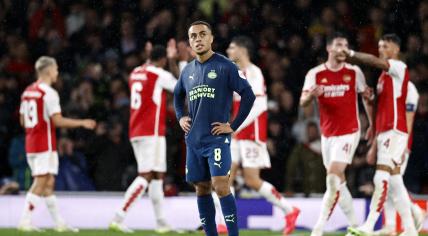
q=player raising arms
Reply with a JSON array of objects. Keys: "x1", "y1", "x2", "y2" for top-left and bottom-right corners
[
  {"x1": 374, "y1": 81, "x2": 426, "y2": 236},
  {"x1": 109, "y1": 45, "x2": 178, "y2": 233},
  {"x1": 18, "y1": 56, "x2": 96, "y2": 232},
  {"x1": 226, "y1": 36, "x2": 300, "y2": 235},
  {"x1": 341, "y1": 34, "x2": 418, "y2": 236},
  {"x1": 299, "y1": 32, "x2": 373, "y2": 236},
  {"x1": 174, "y1": 21, "x2": 255, "y2": 236}
]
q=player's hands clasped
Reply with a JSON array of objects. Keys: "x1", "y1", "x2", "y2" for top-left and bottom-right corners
[
  {"x1": 362, "y1": 87, "x2": 374, "y2": 101},
  {"x1": 211, "y1": 122, "x2": 234, "y2": 135},
  {"x1": 309, "y1": 85, "x2": 324, "y2": 98},
  {"x1": 81, "y1": 119, "x2": 97, "y2": 130},
  {"x1": 179, "y1": 116, "x2": 192, "y2": 133}
]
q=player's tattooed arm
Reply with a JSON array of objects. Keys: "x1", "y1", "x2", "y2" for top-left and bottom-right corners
[
  {"x1": 362, "y1": 88, "x2": 374, "y2": 143},
  {"x1": 341, "y1": 49, "x2": 389, "y2": 71}
]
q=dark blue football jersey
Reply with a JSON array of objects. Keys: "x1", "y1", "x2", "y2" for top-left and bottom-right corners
[{"x1": 174, "y1": 53, "x2": 251, "y2": 147}]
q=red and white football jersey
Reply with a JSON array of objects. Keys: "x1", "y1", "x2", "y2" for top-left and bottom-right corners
[
  {"x1": 19, "y1": 82, "x2": 61, "y2": 153},
  {"x1": 406, "y1": 81, "x2": 419, "y2": 149},
  {"x1": 129, "y1": 64, "x2": 177, "y2": 140},
  {"x1": 232, "y1": 63, "x2": 267, "y2": 142},
  {"x1": 376, "y1": 59, "x2": 409, "y2": 134},
  {"x1": 302, "y1": 63, "x2": 367, "y2": 137}
]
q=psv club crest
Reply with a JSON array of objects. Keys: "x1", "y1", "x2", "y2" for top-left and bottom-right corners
[{"x1": 207, "y1": 70, "x2": 217, "y2": 79}]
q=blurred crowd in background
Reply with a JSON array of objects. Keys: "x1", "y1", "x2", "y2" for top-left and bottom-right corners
[{"x1": 1, "y1": 0, "x2": 428, "y2": 197}]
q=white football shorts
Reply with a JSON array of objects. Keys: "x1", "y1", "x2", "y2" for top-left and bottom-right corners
[
  {"x1": 27, "y1": 151, "x2": 59, "y2": 176},
  {"x1": 231, "y1": 139, "x2": 271, "y2": 168},
  {"x1": 131, "y1": 136, "x2": 166, "y2": 173},
  {"x1": 377, "y1": 130, "x2": 408, "y2": 169},
  {"x1": 321, "y1": 131, "x2": 360, "y2": 167}
]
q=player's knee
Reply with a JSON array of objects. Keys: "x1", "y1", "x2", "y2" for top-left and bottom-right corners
[
  {"x1": 194, "y1": 182, "x2": 212, "y2": 196},
  {"x1": 152, "y1": 172, "x2": 165, "y2": 180},
  {"x1": 327, "y1": 164, "x2": 346, "y2": 179},
  {"x1": 213, "y1": 185, "x2": 230, "y2": 197},
  {"x1": 326, "y1": 174, "x2": 340, "y2": 193},
  {"x1": 244, "y1": 176, "x2": 261, "y2": 190},
  {"x1": 139, "y1": 172, "x2": 153, "y2": 182},
  {"x1": 34, "y1": 175, "x2": 49, "y2": 188},
  {"x1": 212, "y1": 181, "x2": 230, "y2": 197}
]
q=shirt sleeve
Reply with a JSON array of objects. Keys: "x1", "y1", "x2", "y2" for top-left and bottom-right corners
[
  {"x1": 44, "y1": 89, "x2": 61, "y2": 117},
  {"x1": 354, "y1": 65, "x2": 367, "y2": 93},
  {"x1": 406, "y1": 82, "x2": 419, "y2": 112},
  {"x1": 387, "y1": 59, "x2": 406, "y2": 80},
  {"x1": 250, "y1": 67, "x2": 266, "y2": 96},
  {"x1": 228, "y1": 64, "x2": 251, "y2": 94},
  {"x1": 302, "y1": 68, "x2": 316, "y2": 92},
  {"x1": 234, "y1": 96, "x2": 267, "y2": 133},
  {"x1": 158, "y1": 70, "x2": 178, "y2": 92}
]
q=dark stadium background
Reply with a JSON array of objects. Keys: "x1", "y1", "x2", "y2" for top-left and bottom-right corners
[{"x1": 0, "y1": 0, "x2": 427, "y2": 197}]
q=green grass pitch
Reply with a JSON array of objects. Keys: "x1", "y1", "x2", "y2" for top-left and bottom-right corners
[{"x1": 1, "y1": 229, "x2": 427, "y2": 236}]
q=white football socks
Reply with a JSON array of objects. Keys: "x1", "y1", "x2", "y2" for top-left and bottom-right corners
[
  {"x1": 45, "y1": 195, "x2": 65, "y2": 227},
  {"x1": 148, "y1": 179, "x2": 165, "y2": 224},
  {"x1": 389, "y1": 174, "x2": 416, "y2": 232},
  {"x1": 313, "y1": 174, "x2": 341, "y2": 231},
  {"x1": 113, "y1": 176, "x2": 148, "y2": 223},
  {"x1": 20, "y1": 192, "x2": 42, "y2": 225},
  {"x1": 363, "y1": 170, "x2": 390, "y2": 231},
  {"x1": 338, "y1": 182, "x2": 358, "y2": 226},
  {"x1": 258, "y1": 181, "x2": 293, "y2": 214}
]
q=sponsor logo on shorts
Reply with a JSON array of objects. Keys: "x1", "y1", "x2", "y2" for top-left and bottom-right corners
[{"x1": 214, "y1": 162, "x2": 222, "y2": 168}]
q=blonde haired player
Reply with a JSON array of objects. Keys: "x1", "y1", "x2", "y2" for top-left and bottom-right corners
[
  {"x1": 18, "y1": 56, "x2": 96, "y2": 232},
  {"x1": 300, "y1": 32, "x2": 373, "y2": 236},
  {"x1": 342, "y1": 34, "x2": 418, "y2": 236}
]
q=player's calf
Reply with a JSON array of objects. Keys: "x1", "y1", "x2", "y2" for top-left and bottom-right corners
[{"x1": 196, "y1": 193, "x2": 218, "y2": 236}]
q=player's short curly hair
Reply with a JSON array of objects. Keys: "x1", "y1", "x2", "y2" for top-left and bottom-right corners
[{"x1": 189, "y1": 20, "x2": 212, "y2": 32}]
